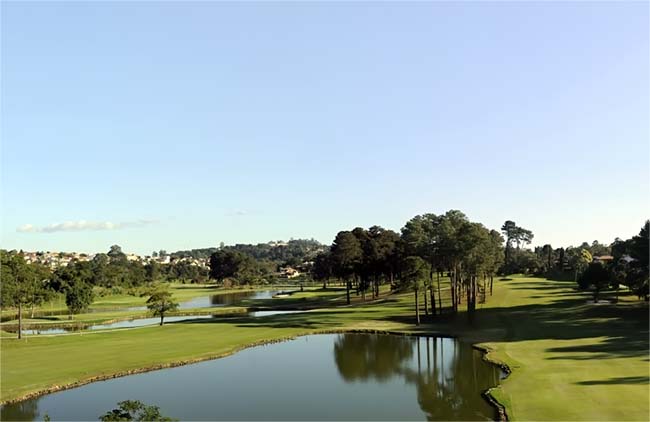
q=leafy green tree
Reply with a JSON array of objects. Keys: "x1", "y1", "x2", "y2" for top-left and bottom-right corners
[
  {"x1": 311, "y1": 251, "x2": 333, "y2": 288},
  {"x1": 626, "y1": 220, "x2": 649, "y2": 300},
  {"x1": 90, "y1": 253, "x2": 111, "y2": 286},
  {"x1": 65, "y1": 280, "x2": 95, "y2": 319},
  {"x1": 144, "y1": 261, "x2": 160, "y2": 282},
  {"x1": 455, "y1": 222, "x2": 492, "y2": 319},
  {"x1": 371, "y1": 227, "x2": 400, "y2": 298},
  {"x1": 209, "y1": 249, "x2": 245, "y2": 283},
  {"x1": 437, "y1": 210, "x2": 470, "y2": 312},
  {"x1": 0, "y1": 251, "x2": 51, "y2": 339},
  {"x1": 540, "y1": 244, "x2": 554, "y2": 274},
  {"x1": 589, "y1": 240, "x2": 610, "y2": 257},
  {"x1": 401, "y1": 214, "x2": 441, "y2": 316},
  {"x1": 610, "y1": 237, "x2": 631, "y2": 260},
  {"x1": 569, "y1": 248, "x2": 592, "y2": 282},
  {"x1": 486, "y1": 230, "x2": 505, "y2": 295},
  {"x1": 146, "y1": 289, "x2": 179, "y2": 325},
  {"x1": 501, "y1": 220, "x2": 517, "y2": 268},
  {"x1": 99, "y1": 400, "x2": 177, "y2": 421},
  {"x1": 401, "y1": 256, "x2": 428, "y2": 325},
  {"x1": 578, "y1": 262, "x2": 610, "y2": 302},
  {"x1": 330, "y1": 231, "x2": 363, "y2": 304},
  {"x1": 107, "y1": 245, "x2": 127, "y2": 263},
  {"x1": 501, "y1": 220, "x2": 534, "y2": 274}
]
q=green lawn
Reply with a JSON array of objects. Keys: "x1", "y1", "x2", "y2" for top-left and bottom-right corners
[{"x1": 1, "y1": 276, "x2": 648, "y2": 420}]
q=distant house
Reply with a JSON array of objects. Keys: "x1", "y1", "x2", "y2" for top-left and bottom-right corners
[
  {"x1": 280, "y1": 267, "x2": 300, "y2": 279},
  {"x1": 592, "y1": 255, "x2": 614, "y2": 264},
  {"x1": 619, "y1": 254, "x2": 636, "y2": 264}
]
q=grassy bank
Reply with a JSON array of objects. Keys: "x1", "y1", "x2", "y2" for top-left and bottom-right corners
[{"x1": 1, "y1": 276, "x2": 648, "y2": 420}]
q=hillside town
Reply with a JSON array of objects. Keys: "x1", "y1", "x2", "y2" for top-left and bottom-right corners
[{"x1": 19, "y1": 250, "x2": 207, "y2": 270}]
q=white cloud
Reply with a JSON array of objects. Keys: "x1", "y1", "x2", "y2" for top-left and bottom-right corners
[{"x1": 17, "y1": 219, "x2": 158, "y2": 233}]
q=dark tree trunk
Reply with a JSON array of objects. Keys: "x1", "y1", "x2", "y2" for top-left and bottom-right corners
[
  {"x1": 490, "y1": 275, "x2": 494, "y2": 296},
  {"x1": 436, "y1": 272, "x2": 442, "y2": 313},
  {"x1": 473, "y1": 276, "x2": 477, "y2": 310},
  {"x1": 346, "y1": 281, "x2": 351, "y2": 305},
  {"x1": 430, "y1": 285, "x2": 436, "y2": 317},
  {"x1": 450, "y1": 271, "x2": 456, "y2": 313},
  {"x1": 18, "y1": 302, "x2": 23, "y2": 340},
  {"x1": 415, "y1": 288, "x2": 420, "y2": 325},
  {"x1": 424, "y1": 287, "x2": 429, "y2": 316},
  {"x1": 467, "y1": 276, "x2": 476, "y2": 323},
  {"x1": 160, "y1": 312, "x2": 164, "y2": 326}
]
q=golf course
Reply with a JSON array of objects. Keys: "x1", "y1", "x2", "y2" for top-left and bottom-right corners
[{"x1": 2, "y1": 275, "x2": 648, "y2": 420}]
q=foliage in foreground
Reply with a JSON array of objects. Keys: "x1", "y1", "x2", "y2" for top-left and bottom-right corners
[{"x1": 99, "y1": 400, "x2": 177, "y2": 421}]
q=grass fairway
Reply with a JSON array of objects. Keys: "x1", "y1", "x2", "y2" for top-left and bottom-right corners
[
  {"x1": 1, "y1": 276, "x2": 648, "y2": 420},
  {"x1": 477, "y1": 279, "x2": 650, "y2": 421}
]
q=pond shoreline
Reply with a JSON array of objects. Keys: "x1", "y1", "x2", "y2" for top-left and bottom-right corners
[
  {"x1": 1, "y1": 306, "x2": 319, "y2": 335},
  {"x1": 0, "y1": 328, "x2": 510, "y2": 421}
]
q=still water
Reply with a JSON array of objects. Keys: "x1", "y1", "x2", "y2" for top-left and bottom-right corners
[
  {"x1": 16, "y1": 311, "x2": 304, "y2": 335},
  {"x1": 127, "y1": 290, "x2": 285, "y2": 311},
  {"x1": 16, "y1": 315, "x2": 218, "y2": 335},
  {"x1": 1, "y1": 334, "x2": 502, "y2": 421}
]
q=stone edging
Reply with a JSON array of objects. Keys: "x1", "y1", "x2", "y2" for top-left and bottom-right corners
[{"x1": 473, "y1": 343, "x2": 511, "y2": 421}]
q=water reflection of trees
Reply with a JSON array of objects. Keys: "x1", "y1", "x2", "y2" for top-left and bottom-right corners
[
  {"x1": 209, "y1": 290, "x2": 279, "y2": 305},
  {"x1": 334, "y1": 333, "x2": 415, "y2": 382},
  {"x1": 0, "y1": 399, "x2": 39, "y2": 421},
  {"x1": 333, "y1": 334, "x2": 500, "y2": 421}
]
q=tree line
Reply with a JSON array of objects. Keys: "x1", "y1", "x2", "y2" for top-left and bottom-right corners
[
  {"x1": 175, "y1": 239, "x2": 325, "y2": 267},
  {"x1": 577, "y1": 221, "x2": 649, "y2": 302},
  {"x1": 310, "y1": 210, "x2": 505, "y2": 324}
]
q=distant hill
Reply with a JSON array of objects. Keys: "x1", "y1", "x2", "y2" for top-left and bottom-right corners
[{"x1": 171, "y1": 239, "x2": 327, "y2": 266}]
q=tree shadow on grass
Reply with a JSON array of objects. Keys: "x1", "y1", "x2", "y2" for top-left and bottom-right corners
[
  {"x1": 576, "y1": 376, "x2": 650, "y2": 385},
  {"x1": 183, "y1": 279, "x2": 650, "y2": 362},
  {"x1": 546, "y1": 336, "x2": 649, "y2": 360}
]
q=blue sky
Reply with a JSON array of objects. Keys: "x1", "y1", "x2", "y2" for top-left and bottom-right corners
[{"x1": 1, "y1": 1, "x2": 648, "y2": 255}]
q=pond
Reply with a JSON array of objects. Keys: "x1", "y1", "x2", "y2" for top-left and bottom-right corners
[
  {"x1": 1, "y1": 290, "x2": 294, "y2": 322},
  {"x1": 1, "y1": 333, "x2": 503, "y2": 421},
  {"x1": 127, "y1": 289, "x2": 287, "y2": 311},
  {"x1": 14, "y1": 315, "x2": 219, "y2": 335},
  {"x1": 9, "y1": 311, "x2": 306, "y2": 336}
]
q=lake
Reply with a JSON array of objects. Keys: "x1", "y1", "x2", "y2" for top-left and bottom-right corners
[
  {"x1": 127, "y1": 289, "x2": 287, "y2": 311},
  {"x1": 13, "y1": 311, "x2": 305, "y2": 335},
  {"x1": 1, "y1": 333, "x2": 503, "y2": 421}
]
